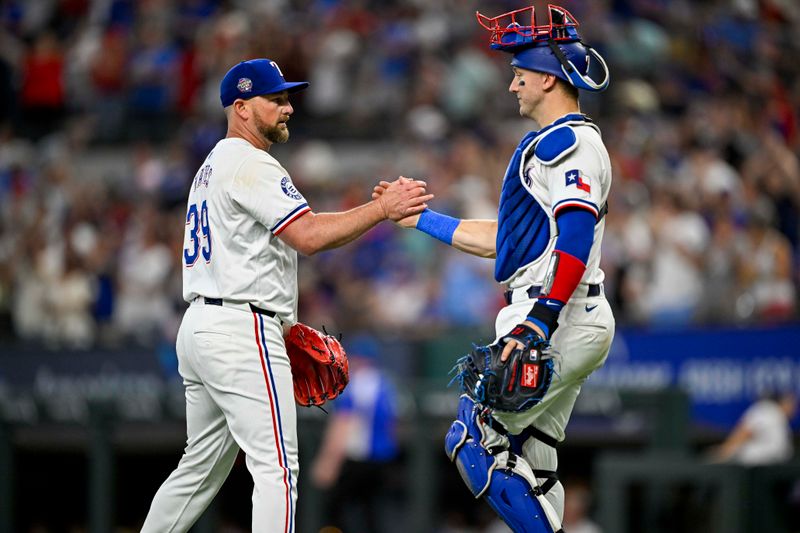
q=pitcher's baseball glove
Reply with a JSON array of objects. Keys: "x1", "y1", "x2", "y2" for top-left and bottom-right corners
[
  {"x1": 285, "y1": 323, "x2": 349, "y2": 406},
  {"x1": 453, "y1": 336, "x2": 554, "y2": 413}
]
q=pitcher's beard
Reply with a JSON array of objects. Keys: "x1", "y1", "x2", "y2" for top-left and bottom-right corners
[{"x1": 256, "y1": 117, "x2": 289, "y2": 144}]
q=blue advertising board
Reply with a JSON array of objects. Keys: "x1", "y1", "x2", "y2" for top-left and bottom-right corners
[{"x1": 587, "y1": 324, "x2": 800, "y2": 430}]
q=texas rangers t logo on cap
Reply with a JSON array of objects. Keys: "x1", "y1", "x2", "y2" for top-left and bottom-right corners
[
  {"x1": 565, "y1": 169, "x2": 590, "y2": 193},
  {"x1": 219, "y1": 58, "x2": 309, "y2": 107}
]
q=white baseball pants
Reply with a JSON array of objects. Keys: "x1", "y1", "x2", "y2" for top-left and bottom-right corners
[
  {"x1": 492, "y1": 285, "x2": 615, "y2": 520},
  {"x1": 142, "y1": 302, "x2": 298, "y2": 533}
]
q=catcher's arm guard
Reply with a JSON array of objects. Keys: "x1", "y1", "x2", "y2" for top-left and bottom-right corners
[{"x1": 284, "y1": 323, "x2": 349, "y2": 407}]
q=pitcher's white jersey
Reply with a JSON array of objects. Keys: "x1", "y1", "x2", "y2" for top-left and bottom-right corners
[{"x1": 182, "y1": 137, "x2": 310, "y2": 323}]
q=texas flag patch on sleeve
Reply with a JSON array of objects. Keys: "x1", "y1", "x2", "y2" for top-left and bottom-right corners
[{"x1": 565, "y1": 169, "x2": 591, "y2": 193}]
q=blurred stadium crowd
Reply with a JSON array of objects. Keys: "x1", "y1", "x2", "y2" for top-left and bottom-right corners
[{"x1": 0, "y1": 0, "x2": 799, "y2": 350}]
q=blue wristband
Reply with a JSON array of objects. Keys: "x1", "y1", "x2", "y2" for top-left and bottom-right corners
[
  {"x1": 526, "y1": 316, "x2": 552, "y2": 340},
  {"x1": 416, "y1": 209, "x2": 460, "y2": 245},
  {"x1": 526, "y1": 298, "x2": 563, "y2": 340}
]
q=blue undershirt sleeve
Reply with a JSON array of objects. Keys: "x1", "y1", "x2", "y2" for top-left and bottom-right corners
[
  {"x1": 553, "y1": 208, "x2": 595, "y2": 264},
  {"x1": 525, "y1": 208, "x2": 596, "y2": 338}
]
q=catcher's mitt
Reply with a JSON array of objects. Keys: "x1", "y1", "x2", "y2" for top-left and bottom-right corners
[
  {"x1": 452, "y1": 336, "x2": 554, "y2": 413},
  {"x1": 284, "y1": 323, "x2": 349, "y2": 407}
]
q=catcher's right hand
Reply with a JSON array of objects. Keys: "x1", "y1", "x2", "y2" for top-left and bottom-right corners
[{"x1": 371, "y1": 178, "x2": 425, "y2": 228}]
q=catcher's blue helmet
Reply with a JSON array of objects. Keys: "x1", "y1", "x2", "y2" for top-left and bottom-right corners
[{"x1": 476, "y1": 4, "x2": 609, "y2": 92}]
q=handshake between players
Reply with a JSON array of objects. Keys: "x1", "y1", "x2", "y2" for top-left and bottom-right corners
[{"x1": 372, "y1": 176, "x2": 433, "y2": 223}]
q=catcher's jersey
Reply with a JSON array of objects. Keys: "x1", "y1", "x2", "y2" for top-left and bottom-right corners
[
  {"x1": 497, "y1": 114, "x2": 611, "y2": 288},
  {"x1": 182, "y1": 137, "x2": 310, "y2": 323}
]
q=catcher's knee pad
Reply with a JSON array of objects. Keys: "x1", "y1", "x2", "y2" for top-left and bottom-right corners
[
  {"x1": 444, "y1": 396, "x2": 563, "y2": 533},
  {"x1": 444, "y1": 395, "x2": 500, "y2": 496}
]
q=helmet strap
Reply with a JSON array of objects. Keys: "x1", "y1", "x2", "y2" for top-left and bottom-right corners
[
  {"x1": 545, "y1": 39, "x2": 610, "y2": 92},
  {"x1": 546, "y1": 39, "x2": 574, "y2": 74}
]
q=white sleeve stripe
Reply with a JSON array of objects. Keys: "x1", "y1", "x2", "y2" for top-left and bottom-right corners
[
  {"x1": 271, "y1": 203, "x2": 310, "y2": 233},
  {"x1": 553, "y1": 198, "x2": 599, "y2": 218}
]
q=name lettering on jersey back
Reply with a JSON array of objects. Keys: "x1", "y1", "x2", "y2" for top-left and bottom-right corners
[
  {"x1": 193, "y1": 165, "x2": 212, "y2": 190},
  {"x1": 281, "y1": 176, "x2": 303, "y2": 200}
]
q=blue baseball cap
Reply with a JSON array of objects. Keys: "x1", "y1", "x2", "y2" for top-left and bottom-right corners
[{"x1": 219, "y1": 58, "x2": 309, "y2": 108}]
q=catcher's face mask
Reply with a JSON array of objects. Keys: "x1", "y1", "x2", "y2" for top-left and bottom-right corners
[{"x1": 476, "y1": 4, "x2": 610, "y2": 92}]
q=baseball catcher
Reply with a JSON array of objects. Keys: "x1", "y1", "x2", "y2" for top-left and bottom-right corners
[
  {"x1": 285, "y1": 323, "x2": 349, "y2": 407},
  {"x1": 374, "y1": 4, "x2": 615, "y2": 533}
]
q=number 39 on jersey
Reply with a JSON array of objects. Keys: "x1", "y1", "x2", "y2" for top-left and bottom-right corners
[{"x1": 184, "y1": 200, "x2": 212, "y2": 266}]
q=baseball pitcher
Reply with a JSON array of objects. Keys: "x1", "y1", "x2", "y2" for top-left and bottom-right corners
[{"x1": 141, "y1": 58, "x2": 432, "y2": 533}]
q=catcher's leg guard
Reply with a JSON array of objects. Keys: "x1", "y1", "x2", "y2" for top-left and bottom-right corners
[
  {"x1": 444, "y1": 395, "x2": 500, "y2": 497},
  {"x1": 483, "y1": 467, "x2": 557, "y2": 533},
  {"x1": 444, "y1": 396, "x2": 563, "y2": 533}
]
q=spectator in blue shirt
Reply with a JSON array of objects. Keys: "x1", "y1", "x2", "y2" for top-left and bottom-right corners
[{"x1": 311, "y1": 334, "x2": 401, "y2": 533}]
